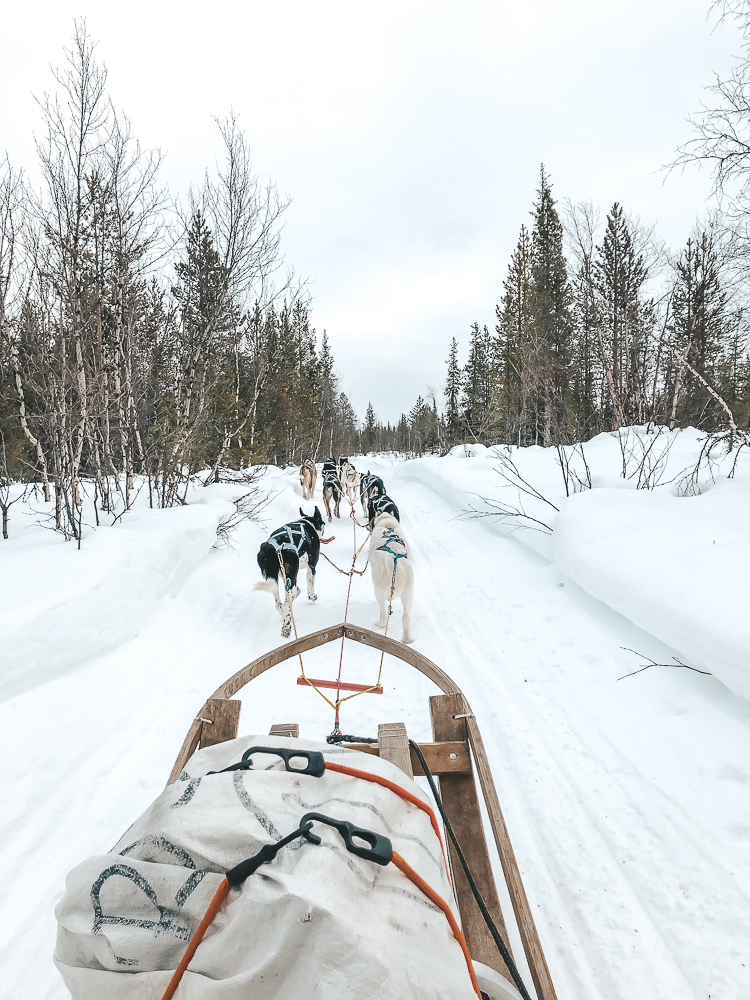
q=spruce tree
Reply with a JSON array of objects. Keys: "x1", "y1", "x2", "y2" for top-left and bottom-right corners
[
  {"x1": 593, "y1": 203, "x2": 652, "y2": 429},
  {"x1": 318, "y1": 330, "x2": 337, "y2": 457},
  {"x1": 496, "y1": 224, "x2": 532, "y2": 444},
  {"x1": 364, "y1": 401, "x2": 377, "y2": 452},
  {"x1": 668, "y1": 230, "x2": 735, "y2": 429},
  {"x1": 444, "y1": 337, "x2": 462, "y2": 444},
  {"x1": 569, "y1": 249, "x2": 599, "y2": 433},
  {"x1": 462, "y1": 322, "x2": 493, "y2": 441},
  {"x1": 528, "y1": 165, "x2": 572, "y2": 445}
]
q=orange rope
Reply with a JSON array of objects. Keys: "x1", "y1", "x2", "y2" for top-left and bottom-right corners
[
  {"x1": 161, "y1": 763, "x2": 465, "y2": 999},
  {"x1": 325, "y1": 761, "x2": 450, "y2": 878},
  {"x1": 160, "y1": 877, "x2": 230, "y2": 1000},
  {"x1": 391, "y1": 850, "x2": 481, "y2": 998}
]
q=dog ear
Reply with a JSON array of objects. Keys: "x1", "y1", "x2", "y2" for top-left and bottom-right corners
[
  {"x1": 314, "y1": 505, "x2": 321, "y2": 520},
  {"x1": 299, "y1": 507, "x2": 304, "y2": 518}
]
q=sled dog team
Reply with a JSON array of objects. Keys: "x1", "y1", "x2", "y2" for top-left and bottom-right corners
[{"x1": 256, "y1": 458, "x2": 413, "y2": 644}]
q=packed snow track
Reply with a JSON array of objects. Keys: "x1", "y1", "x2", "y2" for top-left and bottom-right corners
[{"x1": 0, "y1": 445, "x2": 748, "y2": 1000}]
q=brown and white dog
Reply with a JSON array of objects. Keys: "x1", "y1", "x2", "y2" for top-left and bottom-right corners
[
  {"x1": 299, "y1": 459, "x2": 317, "y2": 499},
  {"x1": 340, "y1": 461, "x2": 361, "y2": 503},
  {"x1": 368, "y1": 512, "x2": 413, "y2": 644},
  {"x1": 322, "y1": 459, "x2": 342, "y2": 522}
]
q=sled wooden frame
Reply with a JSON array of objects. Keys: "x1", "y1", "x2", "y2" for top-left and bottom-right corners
[{"x1": 167, "y1": 623, "x2": 558, "y2": 1000}]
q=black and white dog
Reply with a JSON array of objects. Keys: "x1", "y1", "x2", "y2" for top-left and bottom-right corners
[
  {"x1": 359, "y1": 471, "x2": 386, "y2": 516},
  {"x1": 322, "y1": 458, "x2": 342, "y2": 522},
  {"x1": 254, "y1": 506, "x2": 325, "y2": 638},
  {"x1": 366, "y1": 491, "x2": 399, "y2": 530}
]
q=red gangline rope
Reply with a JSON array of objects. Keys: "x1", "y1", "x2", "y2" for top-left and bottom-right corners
[{"x1": 334, "y1": 504, "x2": 360, "y2": 728}]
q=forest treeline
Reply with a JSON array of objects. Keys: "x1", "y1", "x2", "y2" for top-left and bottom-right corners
[
  {"x1": 366, "y1": 1, "x2": 750, "y2": 456},
  {"x1": 4, "y1": 16, "x2": 750, "y2": 540},
  {"x1": 0, "y1": 26, "x2": 360, "y2": 537},
  {"x1": 363, "y1": 171, "x2": 750, "y2": 455}
]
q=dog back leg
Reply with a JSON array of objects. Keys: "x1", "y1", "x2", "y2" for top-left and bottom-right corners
[
  {"x1": 399, "y1": 563, "x2": 414, "y2": 643},
  {"x1": 278, "y1": 553, "x2": 300, "y2": 638},
  {"x1": 303, "y1": 554, "x2": 317, "y2": 601},
  {"x1": 280, "y1": 590, "x2": 292, "y2": 638},
  {"x1": 274, "y1": 576, "x2": 286, "y2": 620},
  {"x1": 400, "y1": 584, "x2": 414, "y2": 644},
  {"x1": 374, "y1": 586, "x2": 388, "y2": 629}
]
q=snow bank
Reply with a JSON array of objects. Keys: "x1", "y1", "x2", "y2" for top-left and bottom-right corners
[
  {"x1": 0, "y1": 503, "x2": 226, "y2": 703},
  {"x1": 553, "y1": 484, "x2": 750, "y2": 700},
  {"x1": 385, "y1": 429, "x2": 750, "y2": 702}
]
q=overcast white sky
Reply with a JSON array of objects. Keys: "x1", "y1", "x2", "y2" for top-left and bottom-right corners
[{"x1": 0, "y1": 1, "x2": 741, "y2": 423}]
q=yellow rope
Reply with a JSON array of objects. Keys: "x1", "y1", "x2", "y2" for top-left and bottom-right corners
[
  {"x1": 283, "y1": 479, "x2": 397, "y2": 716},
  {"x1": 277, "y1": 555, "x2": 339, "y2": 712},
  {"x1": 329, "y1": 486, "x2": 397, "y2": 706}
]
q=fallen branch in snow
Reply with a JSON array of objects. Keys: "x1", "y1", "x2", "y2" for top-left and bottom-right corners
[
  {"x1": 493, "y1": 449, "x2": 560, "y2": 512},
  {"x1": 616, "y1": 647, "x2": 712, "y2": 682},
  {"x1": 213, "y1": 480, "x2": 276, "y2": 550},
  {"x1": 463, "y1": 448, "x2": 557, "y2": 534},
  {"x1": 462, "y1": 495, "x2": 553, "y2": 535}
]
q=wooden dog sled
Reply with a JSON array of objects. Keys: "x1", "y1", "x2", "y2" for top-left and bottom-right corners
[{"x1": 168, "y1": 623, "x2": 558, "y2": 1000}]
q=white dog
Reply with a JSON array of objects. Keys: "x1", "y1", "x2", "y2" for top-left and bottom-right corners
[{"x1": 368, "y1": 513, "x2": 413, "y2": 644}]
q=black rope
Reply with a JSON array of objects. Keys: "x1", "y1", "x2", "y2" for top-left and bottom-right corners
[
  {"x1": 408, "y1": 739, "x2": 533, "y2": 1000},
  {"x1": 326, "y1": 731, "x2": 377, "y2": 744}
]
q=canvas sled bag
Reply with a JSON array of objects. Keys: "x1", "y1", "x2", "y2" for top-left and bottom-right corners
[{"x1": 54, "y1": 735, "x2": 479, "y2": 999}]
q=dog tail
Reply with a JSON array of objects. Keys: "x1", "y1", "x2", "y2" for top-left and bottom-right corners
[{"x1": 253, "y1": 579, "x2": 278, "y2": 594}]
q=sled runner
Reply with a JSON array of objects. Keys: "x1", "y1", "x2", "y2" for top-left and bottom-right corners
[{"x1": 55, "y1": 624, "x2": 558, "y2": 1000}]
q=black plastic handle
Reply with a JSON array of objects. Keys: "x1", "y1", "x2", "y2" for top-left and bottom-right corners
[
  {"x1": 209, "y1": 747, "x2": 326, "y2": 778},
  {"x1": 300, "y1": 812, "x2": 393, "y2": 866},
  {"x1": 225, "y1": 820, "x2": 321, "y2": 886}
]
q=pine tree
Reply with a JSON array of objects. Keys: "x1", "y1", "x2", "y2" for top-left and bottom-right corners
[
  {"x1": 364, "y1": 401, "x2": 377, "y2": 452},
  {"x1": 334, "y1": 393, "x2": 358, "y2": 456},
  {"x1": 569, "y1": 235, "x2": 599, "y2": 433},
  {"x1": 173, "y1": 211, "x2": 232, "y2": 342},
  {"x1": 318, "y1": 330, "x2": 338, "y2": 457},
  {"x1": 527, "y1": 165, "x2": 572, "y2": 445},
  {"x1": 668, "y1": 230, "x2": 736, "y2": 429},
  {"x1": 593, "y1": 203, "x2": 652, "y2": 429},
  {"x1": 444, "y1": 337, "x2": 462, "y2": 444},
  {"x1": 495, "y1": 224, "x2": 532, "y2": 444},
  {"x1": 462, "y1": 322, "x2": 493, "y2": 441}
]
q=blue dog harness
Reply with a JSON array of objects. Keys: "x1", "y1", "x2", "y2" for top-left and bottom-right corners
[
  {"x1": 376, "y1": 525, "x2": 407, "y2": 601},
  {"x1": 377, "y1": 525, "x2": 407, "y2": 562},
  {"x1": 268, "y1": 520, "x2": 312, "y2": 588}
]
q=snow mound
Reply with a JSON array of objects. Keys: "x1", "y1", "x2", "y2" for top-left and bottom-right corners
[
  {"x1": 553, "y1": 486, "x2": 750, "y2": 700},
  {"x1": 0, "y1": 504, "x2": 226, "y2": 703}
]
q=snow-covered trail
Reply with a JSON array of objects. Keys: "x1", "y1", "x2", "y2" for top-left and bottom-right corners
[
  {"x1": 391, "y1": 468, "x2": 749, "y2": 1000},
  {"x1": 1, "y1": 459, "x2": 748, "y2": 999}
]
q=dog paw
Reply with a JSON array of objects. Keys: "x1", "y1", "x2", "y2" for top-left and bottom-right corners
[
  {"x1": 281, "y1": 627, "x2": 291, "y2": 639},
  {"x1": 308, "y1": 594, "x2": 317, "y2": 601}
]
